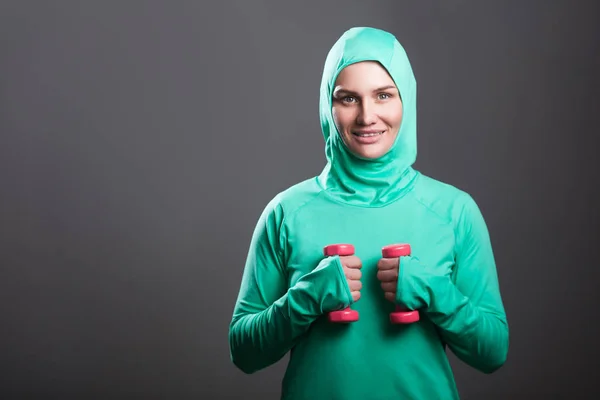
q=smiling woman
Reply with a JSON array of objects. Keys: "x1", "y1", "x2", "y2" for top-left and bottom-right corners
[
  {"x1": 332, "y1": 61, "x2": 403, "y2": 159},
  {"x1": 228, "y1": 26, "x2": 509, "y2": 400}
]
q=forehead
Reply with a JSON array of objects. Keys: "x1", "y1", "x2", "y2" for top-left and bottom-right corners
[{"x1": 333, "y1": 61, "x2": 396, "y2": 91}]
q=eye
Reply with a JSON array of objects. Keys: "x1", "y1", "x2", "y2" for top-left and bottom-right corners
[
  {"x1": 378, "y1": 92, "x2": 392, "y2": 100},
  {"x1": 342, "y1": 96, "x2": 357, "y2": 103}
]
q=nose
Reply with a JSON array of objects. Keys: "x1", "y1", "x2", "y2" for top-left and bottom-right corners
[{"x1": 357, "y1": 100, "x2": 377, "y2": 125}]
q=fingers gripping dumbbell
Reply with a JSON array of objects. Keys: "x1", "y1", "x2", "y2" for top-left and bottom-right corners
[
  {"x1": 381, "y1": 243, "x2": 420, "y2": 324},
  {"x1": 323, "y1": 244, "x2": 359, "y2": 323}
]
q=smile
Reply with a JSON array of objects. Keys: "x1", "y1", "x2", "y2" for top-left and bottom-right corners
[{"x1": 352, "y1": 131, "x2": 384, "y2": 137}]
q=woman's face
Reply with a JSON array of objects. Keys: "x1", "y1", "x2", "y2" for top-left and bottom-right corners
[{"x1": 332, "y1": 61, "x2": 403, "y2": 159}]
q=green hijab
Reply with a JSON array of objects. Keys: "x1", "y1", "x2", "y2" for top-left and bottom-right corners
[{"x1": 317, "y1": 27, "x2": 418, "y2": 207}]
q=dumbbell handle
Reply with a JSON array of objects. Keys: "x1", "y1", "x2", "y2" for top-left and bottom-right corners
[
  {"x1": 323, "y1": 243, "x2": 359, "y2": 323},
  {"x1": 382, "y1": 244, "x2": 420, "y2": 324}
]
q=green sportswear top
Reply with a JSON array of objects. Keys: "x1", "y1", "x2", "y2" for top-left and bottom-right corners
[{"x1": 228, "y1": 26, "x2": 509, "y2": 400}]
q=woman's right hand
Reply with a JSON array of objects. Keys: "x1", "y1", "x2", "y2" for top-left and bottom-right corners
[{"x1": 339, "y1": 255, "x2": 362, "y2": 301}]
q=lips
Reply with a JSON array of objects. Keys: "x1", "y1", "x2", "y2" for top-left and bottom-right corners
[
  {"x1": 349, "y1": 129, "x2": 386, "y2": 145},
  {"x1": 352, "y1": 130, "x2": 385, "y2": 137}
]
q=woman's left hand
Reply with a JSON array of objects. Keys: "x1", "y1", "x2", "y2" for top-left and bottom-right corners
[
  {"x1": 377, "y1": 255, "x2": 434, "y2": 311},
  {"x1": 376, "y1": 257, "x2": 400, "y2": 303}
]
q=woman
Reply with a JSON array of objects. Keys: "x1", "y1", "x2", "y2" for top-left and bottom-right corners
[{"x1": 228, "y1": 26, "x2": 509, "y2": 399}]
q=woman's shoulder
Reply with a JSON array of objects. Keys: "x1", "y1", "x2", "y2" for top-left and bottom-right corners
[
  {"x1": 411, "y1": 172, "x2": 481, "y2": 224},
  {"x1": 260, "y1": 177, "x2": 323, "y2": 219}
]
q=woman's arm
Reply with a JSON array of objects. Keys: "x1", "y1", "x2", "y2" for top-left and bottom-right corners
[
  {"x1": 228, "y1": 198, "x2": 353, "y2": 374},
  {"x1": 396, "y1": 194, "x2": 509, "y2": 373}
]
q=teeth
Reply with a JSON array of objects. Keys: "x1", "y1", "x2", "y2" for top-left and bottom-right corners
[{"x1": 354, "y1": 131, "x2": 383, "y2": 137}]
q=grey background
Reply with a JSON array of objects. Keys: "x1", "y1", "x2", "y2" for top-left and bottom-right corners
[{"x1": 1, "y1": 0, "x2": 599, "y2": 398}]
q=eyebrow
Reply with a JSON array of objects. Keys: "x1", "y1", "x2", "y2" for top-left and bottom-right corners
[{"x1": 334, "y1": 85, "x2": 398, "y2": 96}]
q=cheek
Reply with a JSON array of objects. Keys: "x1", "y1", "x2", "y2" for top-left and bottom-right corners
[
  {"x1": 384, "y1": 105, "x2": 403, "y2": 130},
  {"x1": 332, "y1": 107, "x2": 353, "y2": 132}
]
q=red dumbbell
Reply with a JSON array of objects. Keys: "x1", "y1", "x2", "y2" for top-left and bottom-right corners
[
  {"x1": 381, "y1": 243, "x2": 420, "y2": 324},
  {"x1": 323, "y1": 243, "x2": 359, "y2": 323}
]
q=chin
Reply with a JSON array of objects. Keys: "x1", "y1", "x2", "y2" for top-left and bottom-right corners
[{"x1": 353, "y1": 146, "x2": 388, "y2": 159}]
